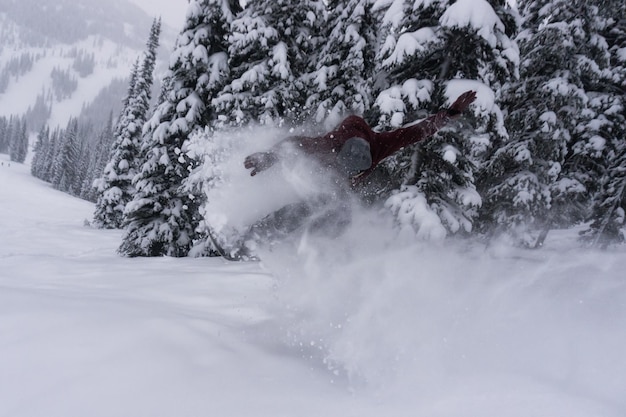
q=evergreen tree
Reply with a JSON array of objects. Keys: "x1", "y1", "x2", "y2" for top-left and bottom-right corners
[
  {"x1": 25, "y1": 90, "x2": 52, "y2": 131},
  {"x1": 214, "y1": 0, "x2": 324, "y2": 127},
  {"x1": 9, "y1": 117, "x2": 28, "y2": 163},
  {"x1": 580, "y1": 3, "x2": 626, "y2": 246},
  {"x1": 134, "y1": 18, "x2": 161, "y2": 114},
  {"x1": 552, "y1": 2, "x2": 614, "y2": 230},
  {"x1": 119, "y1": 1, "x2": 240, "y2": 257},
  {"x1": 18, "y1": 118, "x2": 29, "y2": 162},
  {"x1": 371, "y1": 0, "x2": 519, "y2": 239},
  {"x1": 488, "y1": 0, "x2": 618, "y2": 246},
  {"x1": 4, "y1": 116, "x2": 15, "y2": 157},
  {"x1": 306, "y1": 0, "x2": 378, "y2": 129},
  {"x1": 93, "y1": 59, "x2": 142, "y2": 227},
  {"x1": 479, "y1": 0, "x2": 584, "y2": 245},
  {"x1": 93, "y1": 19, "x2": 162, "y2": 229},
  {"x1": 0, "y1": 117, "x2": 9, "y2": 154},
  {"x1": 43, "y1": 128, "x2": 62, "y2": 182},
  {"x1": 31, "y1": 125, "x2": 50, "y2": 178},
  {"x1": 81, "y1": 114, "x2": 115, "y2": 202},
  {"x1": 73, "y1": 128, "x2": 91, "y2": 197},
  {"x1": 52, "y1": 119, "x2": 80, "y2": 194},
  {"x1": 8, "y1": 116, "x2": 18, "y2": 161}
]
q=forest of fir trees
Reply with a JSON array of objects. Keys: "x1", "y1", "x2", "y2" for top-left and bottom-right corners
[
  {"x1": 0, "y1": 115, "x2": 29, "y2": 164},
  {"x1": 27, "y1": 0, "x2": 625, "y2": 258},
  {"x1": 30, "y1": 115, "x2": 115, "y2": 202},
  {"x1": 27, "y1": 19, "x2": 164, "y2": 205},
  {"x1": 1, "y1": 96, "x2": 114, "y2": 202}
]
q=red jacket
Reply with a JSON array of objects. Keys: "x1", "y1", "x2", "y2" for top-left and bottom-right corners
[{"x1": 279, "y1": 111, "x2": 452, "y2": 179}]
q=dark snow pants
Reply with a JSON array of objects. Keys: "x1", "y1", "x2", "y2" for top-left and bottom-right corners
[{"x1": 244, "y1": 194, "x2": 352, "y2": 245}]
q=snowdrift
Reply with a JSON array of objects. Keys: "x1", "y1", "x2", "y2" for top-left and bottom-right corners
[{"x1": 2, "y1": 152, "x2": 626, "y2": 416}]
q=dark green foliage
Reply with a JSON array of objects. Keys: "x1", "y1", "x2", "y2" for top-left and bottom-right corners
[
  {"x1": 487, "y1": 0, "x2": 623, "y2": 246},
  {"x1": 305, "y1": 0, "x2": 378, "y2": 128},
  {"x1": 72, "y1": 50, "x2": 96, "y2": 77},
  {"x1": 119, "y1": 1, "x2": 239, "y2": 257},
  {"x1": 215, "y1": 0, "x2": 325, "y2": 127},
  {"x1": 372, "y1": 0, "x2": 518, "y2": 236},
  {"x1": 93, "y1": 19, "x2": 162, "y2": 229},
  {"x1": 50, "y1": 67, "x2": 78, "y2": 101},
  {"x1": 17, "y1": 0, "x2": 626, "y2": 253},
  {"x1": 0, "y1": 115, "x2": 29, "y2": 163},
  {"x1": 580, "y1": 4, "x2": 626, "y2": 246}
]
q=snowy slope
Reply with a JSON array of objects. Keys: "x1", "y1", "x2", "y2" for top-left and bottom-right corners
[
  {"x1": 0, "y1": 1, "x2": 176, "y2": 129},
  {"x1": 0, "y1": 37, "x2": 138, "y2": 127},
  {"x1": 1, "y1": 152, "x2": 626, "y2": 417}
]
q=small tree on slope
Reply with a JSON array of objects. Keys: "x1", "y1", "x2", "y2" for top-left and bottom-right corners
[{"x1": 52, "y1": 119, "x2": 80, "y2": 194}]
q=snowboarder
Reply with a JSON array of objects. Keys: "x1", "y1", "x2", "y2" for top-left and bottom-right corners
[
  {"x1": 233, "y1": 90, "x2": 477, "y2": 258},
  {"x1": 245, "y1": 91, "x2": 476, "y2": 181}
]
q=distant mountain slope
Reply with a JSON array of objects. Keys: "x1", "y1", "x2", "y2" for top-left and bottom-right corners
[
  {"x1": 0, "y1": 0, "x2": 154, "y2": 47},
  {"x1": 0, "y1": 0, "x2": 176, "y2": 129}
]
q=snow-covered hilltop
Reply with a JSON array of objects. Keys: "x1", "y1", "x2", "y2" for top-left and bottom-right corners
[{"x1": 0, "y1": 0, "x2": 176, "y2": 128}]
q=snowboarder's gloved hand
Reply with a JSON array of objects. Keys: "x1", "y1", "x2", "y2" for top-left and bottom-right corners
[
  {"x1": 447, "y1": 90, "x2": 477, "y2": 117},
  {"x1": 244, "y1": 151, "x2": 279, "y2": 176}
]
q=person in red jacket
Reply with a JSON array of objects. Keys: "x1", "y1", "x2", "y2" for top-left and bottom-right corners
[
  {"x1": 245, "y1": 90, "x2": 477, "y2": 183},
  {"x1": 237, "y1": 90, "x2": 477, "y2": 256}
]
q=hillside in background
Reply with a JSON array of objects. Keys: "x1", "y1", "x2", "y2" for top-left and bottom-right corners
[{"x1": 0, "y1": 0, "x2": 177, "y2": 129}]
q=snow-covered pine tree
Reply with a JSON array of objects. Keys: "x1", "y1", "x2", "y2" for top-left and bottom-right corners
[
  {"x1": 31, "y1": 125, "x2": 50, "y2": 178},
  {"x1": 135, "y1": 18, "x2": 161, "y2": 112},
  {"x1": 52, "y1": 118, "x2": 80, "y2": 194},
  {"x1": 92, "y1": 59, "x2": 141, "y2": 226},
  {"x1": 93, "y1": 19, "x2": 161, "y2": 229},
  {"x1": 18, "y1": 118, "x2": 28, "y2": 162},
  {"x1": 305, "y1": 0, "x2": 378, "y2": 129},
  {"x1": 3, "y1": 116, "x2": 15, "y2": 157},
  {"x1": 9, "y1": 117, "x2": 28, "y2": 163},
  {"x1": 0, "y1": 116, "x2": 8, "y2": 153},
  {"x1": 478, "y1": 0, "x2": 588, "y2": 245},
  {"x1": 371, "y1": 0, "x2": 519, "y2": 239},
  {"x1": 81, "y1": 114, "x2": 115, "y2": 202},
  {"x1": 491, "y1": 0, "x2": 618, "y2": 247},
  {"x1": 73, "y1": 124, "x2": 92, "y2": 198},
  {"x1": 580, "y1": 3, "x2": 626, "y2": 247},
  {"x1": 551, "y1": 1, "x2": 616, "y2": 230},
  {"x1": 43, "y1": 127, "x2": 61, "y2": 182},
  {"x1": 119, "y1": 1, "x2": 240, "y2": 257},
  {"x1": 214, "y1": 0, "x2": 324, "y2": 127}
]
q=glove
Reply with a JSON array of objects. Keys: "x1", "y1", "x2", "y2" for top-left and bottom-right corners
[
  {"x1": 244, "y1": 151, "x2": 278, "y2": 176},
  {"x1": 447, "y1": 90, "x2": 477, "y2": 117}
]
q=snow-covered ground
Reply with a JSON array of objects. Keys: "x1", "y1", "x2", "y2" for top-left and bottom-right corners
[{"x1": 1, "y1": 152, "x2": 625, "y2": 417}]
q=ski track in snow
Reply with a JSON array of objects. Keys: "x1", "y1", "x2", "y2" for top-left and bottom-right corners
[{"x1": 1, "y1": 153, "x2": 625, "y2": 417}]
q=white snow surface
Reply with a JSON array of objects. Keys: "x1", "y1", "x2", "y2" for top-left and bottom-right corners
[
  {"x1": 0, "y1": 37, "x2": 138, "y2": 128},
  {"x1": 440, "y1": 0, "x2": 505, "y2": 48},
  {"x1": 2, "y1": 152, "x2": 626, "y2": 416},
  {"x1": 445, "y1": 79, "x2": 495, "y2": 113}
]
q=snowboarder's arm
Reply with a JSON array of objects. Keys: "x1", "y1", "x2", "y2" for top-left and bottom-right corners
[
  {"x1": 378, "y1": 90, "x2": 476, "y2": 152},
  {"x1": 243, "y1": 135, "x2": 325, "y2": 176},
  {"x1": 446, "y1": 90, "x2": 477, "y2": 118},
  {"x1": 243, "y1": 117, "x2": 367, "y2": 176}
]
